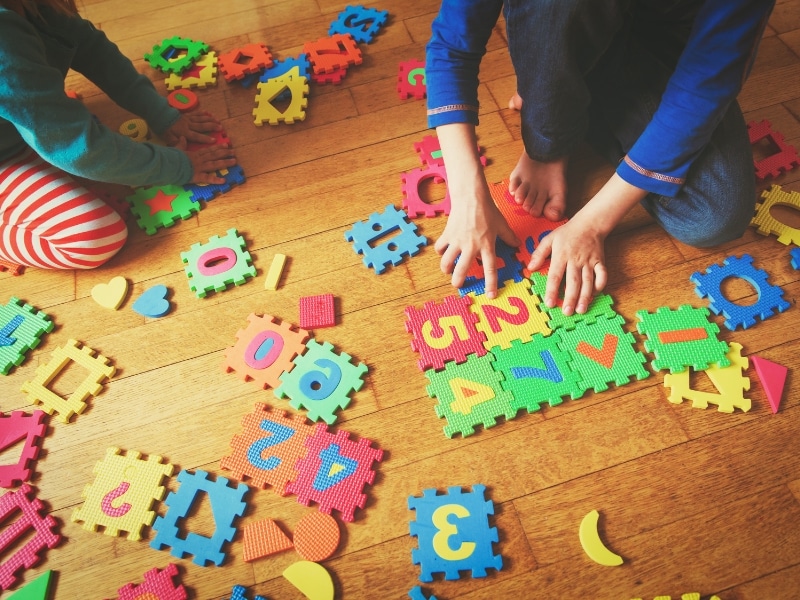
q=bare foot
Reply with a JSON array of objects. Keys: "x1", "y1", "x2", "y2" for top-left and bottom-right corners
[
  {"x1": 508, "y1": 92, "x2": 523, "y2": 111},
  {"x1": 508, "y1": 152, "x2": 568, "y2": 221}
]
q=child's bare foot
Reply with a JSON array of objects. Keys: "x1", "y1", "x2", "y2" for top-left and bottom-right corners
[
  {"x1": 508, "y1": 152, "x2": 568, "y2": 221},
  {"x1": 508, "y1": 92, "x2": 523, "y2": 110}
]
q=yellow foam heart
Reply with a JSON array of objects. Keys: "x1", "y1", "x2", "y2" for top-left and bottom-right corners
[{"x1": 91, "y1": 276, "x2": 128, "y2": 310}]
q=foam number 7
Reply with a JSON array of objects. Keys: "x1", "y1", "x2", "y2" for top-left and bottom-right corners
[{"x1": 432, "y1": 504, "x2": 476, "y2": 561}]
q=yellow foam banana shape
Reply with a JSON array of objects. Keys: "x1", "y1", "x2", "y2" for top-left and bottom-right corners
[{"x1": 579, "y1": 509, "x2": 623, "y2": 566}]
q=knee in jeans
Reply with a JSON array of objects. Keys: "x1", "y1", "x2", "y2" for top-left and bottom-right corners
[{"x1": 669, "y1": 208, "x2": 751, "y2": 248}]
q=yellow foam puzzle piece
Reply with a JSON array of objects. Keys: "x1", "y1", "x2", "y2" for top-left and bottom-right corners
[
  {"x1": 253, "y1": 75, "x2": 309, "y2": 126},
  {"x1": 751, "y1": 184, "x2": 800, "y2": 245},
  {"x1": 165, "y1": 51, "x2": 218, "y2": 90},
  {"x1": 282, "y1": 560, "x2": 334, "y2": 600}
]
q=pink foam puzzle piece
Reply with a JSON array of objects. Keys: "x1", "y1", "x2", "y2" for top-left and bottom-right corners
[
  {"x1": 750, "y1": 355, "x2": 788, "y2": 414},
  {"x1": 0, "y1": 411, "x2": 47, "y2": 488}
]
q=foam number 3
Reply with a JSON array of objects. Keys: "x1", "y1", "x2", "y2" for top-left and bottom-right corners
[
  {"x1": 422, "y1": 316, "x2": 469, "y2": 349},
  {"x1": 247, "y1": 419, "x2": 295, "y2": 471},
  {"x1": 432, "y1": 503, "x2": 476, "y2": 561},
  {"x1": 299, "y1": 358, "x2": 342, "y2": 400}
]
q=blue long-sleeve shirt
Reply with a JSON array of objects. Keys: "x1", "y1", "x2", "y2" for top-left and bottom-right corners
[
  {"x1": 426, "y1": 0, "x2": 774, "y2": 197},
  {"x1": 0, "y1": 5, "x2": 193, "y2": 186}
]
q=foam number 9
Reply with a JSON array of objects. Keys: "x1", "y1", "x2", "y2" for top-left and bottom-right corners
[
  {"x1": 119, "y1": 118, "x2": 149, "y2": 142},
  {"x1": 421, "y1": 316, "x2": 469, "y2": 350},
  {"x1": 431, "y1": 503, "x2": 476, "y2": 561},
  {"x1": 299, "y1": 358, "x2": 342, "y2": 400},
  {"x1": 247, "y1": 418, "x2": 295, "y2": 470}
]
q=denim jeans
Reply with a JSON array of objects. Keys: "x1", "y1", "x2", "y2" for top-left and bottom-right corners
[{"x1": 505, "y1": 0, "x2": 756, "y2": 248}]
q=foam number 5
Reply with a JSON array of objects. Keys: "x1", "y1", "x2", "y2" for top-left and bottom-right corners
[
  {"x1": 299, "y1": 358, "x2": 342, "y2": 400},
  {"x1": 247, "y1": 419, "x2": 295, "y2": 471},
  {"x1": 431, "y1": 503, "x2": 476, "y2": 561},
  {"x1": 422, "y1": 316, "x2": 469, "y2": 349}
]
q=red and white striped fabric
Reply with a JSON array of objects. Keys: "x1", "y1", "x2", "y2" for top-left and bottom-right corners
[{"x1": 0, "y1": 148, "x2": 128, "y2": 269}]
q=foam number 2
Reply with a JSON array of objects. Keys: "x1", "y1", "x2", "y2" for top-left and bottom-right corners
[
  {"x1": 422, "y1": 316, "x2": 469, "y2": 350},
  {"x1": 432, "y1": 503, "x2": 476, "y2": 561},
  {"x1": 247, "y1": 419, "x2": 295, "y2": 471},
  {"x1": 480, "y1": 297, "x2": 529, "y2": 333},
  {"x1": 299, "y1": 358, "x2": 342, "y2": 400}
]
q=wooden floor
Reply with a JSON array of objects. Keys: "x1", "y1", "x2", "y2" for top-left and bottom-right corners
[{"x1": 3, "y1": 0, "x2": 800, "y2": 598}]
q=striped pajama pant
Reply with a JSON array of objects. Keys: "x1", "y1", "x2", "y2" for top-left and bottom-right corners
[{"x1": 0, "y1": 148, "x2": 128, "y2": 270}]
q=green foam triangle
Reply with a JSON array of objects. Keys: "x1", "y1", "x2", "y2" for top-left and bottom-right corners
[{"x1": 8, "y1": 570, "x2": 53, "y2": 600}]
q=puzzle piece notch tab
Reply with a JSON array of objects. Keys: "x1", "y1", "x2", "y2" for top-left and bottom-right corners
[
  {"x1": 217, "y1": 42, "x2": 273, "y2": 82},
  {"x1": 116, "y1": 563, "x2": 187, "y2": 600},
  {"x1": 750, "y1": 355, "x2": 788, "y2": 414},
  {"x1": 0, "y1": 410, "x2": 47, "y2": 488},
  {"x1": 690, "y1": 253, "x2": 790, "y2": 331},
  {"x1": 344, "y1": 204, "x2": 428, "y2": 274},
  {"x1": 401, "y1": 164, "x2": 451, "y2": 218},
  {"x1": 181, "y1": 228, "x2": 257, "y2": 298},
  {"x1": 303, "y1": 33, "x2": 363, "y2": 74},
  {"x1": 408, "y1": 484, "x2": 503, "y2": 582},
  {"x1": 0, "y1": 297, "x2": 53, "y2": 376},
  {"x1": 398, "y1": 59, "x2": 426, "y2": 100},
  {"x1": 145, "y1": 36, "x2": 209, "y2": 74},
  {"x1": 150, "y1": 469, "x2": 248, "y2": 567},
  {"x1": 20, "y1": 339, "x2": 115, "y2": 423},
  {"x1": 71, "y1": 446, "x2": 175, "y2": 541},
  {"x1": 329, "y1": 5, "x2": 389, "y2": 43},
  {"x1": 747, "y1": 119, "x2": 800, "y2": 180},
  {"x1": 751, "y1": 184, "x2": 800, "y2": 246},
  {"x1": 0, "y1": 484, "x2": 61, "y2": 591},
  {"x1": 0, "y1": 259, "x2": 24, "y2": 276}
]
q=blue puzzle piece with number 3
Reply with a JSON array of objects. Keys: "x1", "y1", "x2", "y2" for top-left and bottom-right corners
[{"x1": 408, "y1": 484, "x2": 503, "y2": 582}]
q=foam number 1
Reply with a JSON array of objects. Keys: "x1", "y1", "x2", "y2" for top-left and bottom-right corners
[
  {"x1": 247, "y1": 419, "x2": 295, "y2": 471},
  {"x1": 432, "y1": 503, "x2": 476, "y2": 561}
]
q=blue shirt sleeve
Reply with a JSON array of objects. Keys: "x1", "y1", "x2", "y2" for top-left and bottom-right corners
[
  {"x1": 617, "y1": 0, "x2": 775, "y2": 196},
  {"x1": 425, "y1": 0, "x2": 504, "y2": 129}
]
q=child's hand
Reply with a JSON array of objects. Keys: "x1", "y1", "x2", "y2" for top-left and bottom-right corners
[
  {"x1": 177, "y1": 138, "x2": 237, "y2": 185},
  {"x1": 435, "y1": 188, "x2": 520, "y2": 299},
  {"x1": 163, "y1": 112, "x2": 222, "y2": 146},
  {"x1": 527, "y1": 216, "x2": 608, "y2": 315}
]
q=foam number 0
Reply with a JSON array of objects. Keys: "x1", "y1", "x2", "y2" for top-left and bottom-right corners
[
  {"x1": 421, "y1": 316, "x2": 469, "y2": 349},
  {"x1": 247, "y1": 419, "x2": 295, "y2": 471},
  {"x1": 431, "y1": 503, "x2": 476, "y2": 561},
  {"x1": 299, "y1": 358, "x2": 342, "y2": 400},
  {"x1": 244, "y1": 330, "x2": 285, "y2": 370},
  {"x1": 480, "y1": 297, "x2": 530, "y2": 333}
]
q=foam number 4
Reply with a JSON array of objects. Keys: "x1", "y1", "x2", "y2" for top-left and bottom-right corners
[
  {"x1": 432, "y1": 503, "x2": 476, "y2": 561},
  {"x1": 422, "y1": 316, "x2": 469, "y2": 350},
  {"x1": 299, "y1": 358, "x2": 342, "y2": 400},
  {"x1": 247, "y1": 419, "x2": 295, "y2": 471}
]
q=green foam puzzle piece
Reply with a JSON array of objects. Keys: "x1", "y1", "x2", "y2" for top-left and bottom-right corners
[
  {"x1": 126, "y1": 184, "x2": 199, "y2": 235},
  {"x1": 425, "y1": 352, "x2": 517, "y2": 438},
  {"x1": 0, "y1": 297, "x2": 54, "y2": 375},
  {"x1": 529, "y1": 273, "x2": 616, "y2": 330},
  {"x1": 180, "y1": 228, "x2": 257, "y2": 298},
  {"x1": 635, "y1": 304, "x2": 730, "y2": 373},
  {"x1": 556, "y1": 314, "x2": 651, "y2": 399},
  {"x1": 8, "y1": 570, "x2": 53, "y2": 599},
  {"x1": 490, "y1": 333, "x2": 581, "y2": 412}
]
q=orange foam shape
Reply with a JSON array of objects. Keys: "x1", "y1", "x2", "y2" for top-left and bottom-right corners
[
  {"x1": 242, "y1": 518, "x2": 293, "y2": 562},
  {"x1": 293, "y1": 511, "x2": 340, "y2": 562}
]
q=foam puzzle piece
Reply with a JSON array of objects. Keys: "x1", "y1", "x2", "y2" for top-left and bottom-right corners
[
  {"x1": 282, "y1": 561, "x2": 334, "y2": 600},
  {"x1": 469, "y1": 278, "x2": 551, "y2": 350},
  {"x1": 579, "y1": 509, "x2": 623, "y2": 567},
  {"x1": 145, "y1": 36, "x2": 209, "y2": 74},
  {"x1": 91, "y1": 276, "x2": 128, "y2": 310},
  {"x1": 185, "y1": 165, "x2": 246, "y2": 202},
  {"x1": 220, "y1": 403, "x2": 315, "y2": 494},
  {"x1": 181, "y1": 228, "x2": 256, "y2": 298},
  {"x1": 299, "y1": 294, "x2": 336, "y2": 329},
  {"x1": 344, "y1": 204, "x2": 428, "y2": 274},
  {"x1": 253, "y1": 75, "x2": 309, "y2": 125},
  {"x1": 0, "y1": 259, "x2": 23, "y2": 275},
  {"x1": 398, "y1": 59, "x2": 426, "y2": 100},
  {"x1": 401, "y1": 164, "x2": 450, "y2": 217},
  {"x1": 275, "y1": 339, "x2": 368, "y2": 425},
  {"x1": 635, "y1": 305, "x2": 730, "y2": 374},
  {"x1": 242, "y1": 518, "x2": 294, "y2": 562},
  {"x1": 151, "y1": 469, "x2": 248, "y2": 567},
  {"x1": 311, "y1": 66, "x2": 349, "y2": 85},
  {"x1": 217, "y1": 42, "x2": 273, "y2": 82},
  {"x1": 329, "y1": 5, "x2": 389, "y2": 43},
  {"x1": 260, "y1": 55, "x2": 312, "y2": 82},
  {"x1": 408, "y1": 484, "x2": 502, "y2": 582},
  {"x1": 751, "y1": 184, "x2": 800, "y2": 246},
  {"x1": 750, "y1": 355, "x2": 788, "y2": 414},
  {"x1": 71, "y1": 447, "x2": 174, "y2": 541},
  {"x1": 0, "y1": 485, "x2": 61, "y2": 591},
  {"x1": 691, "y1": 253, "x2": 790, "y2": 331},
  {"x1": 556, "y1": 314, "x2": 650, "y2": 399},
  {"x1": 747, "y1": 119, "x2": 800, "y2": 179},
  {"x1": 126, "y1": 184, "x2": 199, "y2": 235},
  {"x1": 119, "y1": 118, "x2": 149, "y2": 142},
  {"x1": 663, "y1": 342, "x2": 751, "y2": 413},
  {"x1": 487, "y1": 180, "x2": 570, "y2": 275},
  {"x1": 529, "y1": 273, "x2": 616, "y2": 331},
  {"x1": 116, "y1": 564, "x2": 187, "y2": 600},
  {"x1": 0, "y1": 410, "x2": 47, "y2": 488},
  {"x1": 0, "y1": 297, "x2": 53, "y2": 375},
  {"x1": 791, "y1": 247, "x2": 800, "y2": 270},
  {"x1": 265, "y1": 254, "x2": 287, "y2": 290},
  {"x1": 408, "y1": 586, "x2": 438, "y2": 600},
  {"x1": 132, "y1": 284, "x2": 172, "y2": 318},
  {"x1": 413, "y1": 134, "x2": 486, "y2": 169},
  {"x1": 457, "y1": 238, "x2": 524, "y2": 297},
  {"x1": 425, "y1": 352, "x2": 516, "y2": 438},
  {"x1": 165, "y1": 50, "x2": 218, "y2": 90},
  {"x1": 286, "y1": 425, "x2": 383, "y2": 522},
  {"x1": 405, "y1": 294, "x2": 487, "y2": 372},
  {"x1": 491, "y1": 333, "x2": 582, "y2": 412},
  {"x1": 222, "y1": 314, "x2": 310, "y2": 390},
  {"x1": 303, "y1": 33, "x2": 362, "y2": 74},
  {"x1": 167, "y1": 88, "x2": 199, "y2": 111},
  {"x1": 7, "y1": 569, "x2": 52, "y2": 599},
  {"x1": 293, "y1": 511, "x2": 340, "y2": 562},
  {"x1": 225, "y1": 584, "x2": 268, "y2": 600},
  {"x1": 20, "y1": 339, "x2": 115, "y2": 423}
]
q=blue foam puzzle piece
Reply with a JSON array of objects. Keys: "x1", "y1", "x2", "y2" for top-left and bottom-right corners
[
  {"x1": 329, "y1": 5, "x2": 390, "y2": 43},
  {"x1": 791, "y1": 247, "x2": 800, "y2": 270},
  {"x1": 186, "y1": 165, "x2": 246, "y2": 203},
  {"x1": 225, "y1": 584, "x2": 269, "y2": 600},
  {"x1": 408, "y1": 586, "x2": 438, "y2": 600},
  {"x1": 458, "y1": 238, "x2": 524, "y2": 297},
  {"x1": 344, "y1": 204, "x2": 428, "y2": 274}
]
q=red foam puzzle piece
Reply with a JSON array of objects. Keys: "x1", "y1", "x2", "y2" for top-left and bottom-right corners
[
  {"x1": 748, "y1": 119, "x2": 800, "y2": 180},
  {"x1": 116, "y1": 563, "x2": 187, "y2": 600},
  {"x1": 303, "y1": 34, "x2": 362, "y2": 74},
  {"x1": 750, "y1": 355, "x2": 788, "y2": 414},
  {"x1": 0, "y1": 411, "x2": 47, "y2": 488},
  {"x1": 299, "y1": 294, "x2": 336, "y2": 329}
]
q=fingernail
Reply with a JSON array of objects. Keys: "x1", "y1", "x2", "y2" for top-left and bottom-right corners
[
  {"x1": 576, "y1": 302, "x2": 586, "y2": 314},
  {"x1": 562, "y1": 304, "x2": 573, "y2": 315}
]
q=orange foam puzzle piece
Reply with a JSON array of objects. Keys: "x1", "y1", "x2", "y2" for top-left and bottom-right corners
[
  {"x1": 292, "y1": 511, "x2": 340, "y2": 562},
  {"x1": 242, "y1": 518, "x2": 293, "y2": 562}
]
